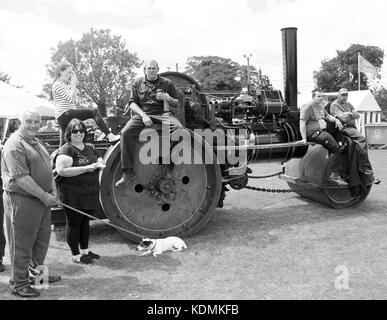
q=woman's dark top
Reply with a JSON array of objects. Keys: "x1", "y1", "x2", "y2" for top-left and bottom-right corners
[{"x1": 56, "y1": 143, "x2": 100, "y2": 210}]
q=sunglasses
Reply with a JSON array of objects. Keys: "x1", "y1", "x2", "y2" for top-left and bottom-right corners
[{"x1": 71, "y1": 129, "x2": 86, "y2": 134}]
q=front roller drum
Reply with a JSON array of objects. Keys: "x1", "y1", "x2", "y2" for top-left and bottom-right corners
[
  {"x1": 282, "y1": 145, "x2": 372, "y2": 208},
  {"x1": 99, "y1": 128, "x2": 222, "y2": 242}
]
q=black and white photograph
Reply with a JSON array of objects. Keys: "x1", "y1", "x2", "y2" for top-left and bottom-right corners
[{"x1": 1, "y1": 0, "x2": 387, "y2": 308}]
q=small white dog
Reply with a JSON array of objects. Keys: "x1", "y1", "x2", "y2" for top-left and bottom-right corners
[{"x1": 136, "y1": 236, "x2": 187, "y2": 257}]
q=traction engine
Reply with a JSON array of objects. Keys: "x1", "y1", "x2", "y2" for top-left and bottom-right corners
[{"x1": 95, "y1": 28, "x2": 373, "y2": 242}]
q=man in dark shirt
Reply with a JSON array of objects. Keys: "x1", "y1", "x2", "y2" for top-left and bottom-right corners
[
  {"x1": 300, "y1": 89, "x2": 347, "y2": 185},
  {"x1": 115, "y1": 59, "x2": 182, "y2": 187}
]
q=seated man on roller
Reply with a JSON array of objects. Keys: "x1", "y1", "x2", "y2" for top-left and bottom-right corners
[
  {"x1": 330, "y1": 88, "x2": 375, "y2": 183},
  {"x1": 300, "y1": 89, "x2": 347, "y2": 186},
  {"x1": 115, "y1": 59, "x2": 182, "y2": 188}
]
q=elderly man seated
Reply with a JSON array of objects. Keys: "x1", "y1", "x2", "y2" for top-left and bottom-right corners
[{"x1": 330, "y1": 88, "x2": 375, "y2": 183}]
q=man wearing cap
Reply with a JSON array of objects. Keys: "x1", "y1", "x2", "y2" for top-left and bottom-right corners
[
  {"x1": 330, "y1": 88, "x2": 374, "y2": 182},
  {"x1": 300, "y1": 89, "x2": 347, "y2": 185}
]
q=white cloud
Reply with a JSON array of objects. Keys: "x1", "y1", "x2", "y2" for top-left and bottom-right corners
[
  {"x1": 0, "y1": 8, "x2": 79, "y2": 93},
  {"x1": 1, "y1": 0, "x2": 387, "y2": 96}
]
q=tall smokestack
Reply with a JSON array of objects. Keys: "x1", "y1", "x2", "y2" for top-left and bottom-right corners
[{"x1": 281, "y1": 27, "x2": 297, "y2": 110}]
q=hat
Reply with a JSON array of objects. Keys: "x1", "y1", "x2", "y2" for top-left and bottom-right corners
[{"x1": 338, "y1": 88, "x2": 349, "y2": 95}]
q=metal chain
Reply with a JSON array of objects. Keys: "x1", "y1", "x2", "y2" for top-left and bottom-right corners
[
  {"x1": 244, "y1": 170, "x2": 293, "y2": 193},
  {"x1": 226, "y1": 170, "x2": 293, "y2": 193},
  {"x1": 248, "y1": 171, "x2": 283, "y2": 179},
  {"x1": 243, "y1": 185, "x2": 294, "y2": 193}
]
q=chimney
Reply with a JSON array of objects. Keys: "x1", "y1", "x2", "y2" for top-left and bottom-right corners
[{"x1": 281, "y1": 27, "x2": 298, "y2": 110}]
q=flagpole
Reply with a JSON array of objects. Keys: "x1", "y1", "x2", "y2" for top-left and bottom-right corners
[{"x1": 358, "y1": 53, "x2": 361, "y2": 91}]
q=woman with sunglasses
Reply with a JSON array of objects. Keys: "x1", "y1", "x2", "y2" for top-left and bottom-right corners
[
  {"x1": 54, "y1": 119, "x2": 105, "y2": 264},
  {"x1": 52, "y1": 61, "x2": 120, "y2": 146}
]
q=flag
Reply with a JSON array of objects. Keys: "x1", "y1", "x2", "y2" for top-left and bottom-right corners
[{"x1": 358, "y1": 53, "x2": 378, "y2": 76}]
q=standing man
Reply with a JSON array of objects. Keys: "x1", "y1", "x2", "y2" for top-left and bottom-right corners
[
  {"x1": 1, "y1": 110, "x2": 60, "y2": 298},
  {"x1": 300, "y1": 89, "x2": 347, "y2": 185},
  {"x1": 330, "y1": 88, "x2": 374, "y2": 183},
  {"x1": 115, "y1": 59, "x2": 182, "y2": 187}
]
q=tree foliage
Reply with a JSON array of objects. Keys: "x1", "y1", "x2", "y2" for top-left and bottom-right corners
[
  {"x1": 374, "y1": 86, "x2": 387, "y2": 119},
  {"x1": 313, "y1": 44, "x2": 384, "y2": 92},
  {"x1": 239, "y1": 65, "x2": 259, "y2": 89},
  {"x1": 45, "y1": 28, "x2": 142, "y2": 116},
  {"x1": 0, "y1": 69, "x2": 11, "y2": 83},
  {"x1": 184, "y1": 56, "x2": 242, "y2": 91}
]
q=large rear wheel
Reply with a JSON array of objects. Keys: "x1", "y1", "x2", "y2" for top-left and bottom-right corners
[
  {"x1": 100, "y1": 128, "x2": 222, "y2": 242},
  {"x1": 284, "y1": 145, "x2": 372, "y2": 208}
]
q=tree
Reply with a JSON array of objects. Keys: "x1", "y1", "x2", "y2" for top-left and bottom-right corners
[
  {"x1": 239, "y1": 65, "x2": 259, "y2": 89},
  {"x1": 0, "y1": 69, "x2": 11, "y2": 83},
  {"x1": 184, "y1": 56, "x2": 242, "y2": 91},
  {"x1": 313, "y1": 44, "x2": 384, "y2": 92},
  {"x1": 374, "y1": 86, "x2": 387, "y2": 119},
  {"x1": 45, "y1": 28, "x2": 142, "y2": 116}
]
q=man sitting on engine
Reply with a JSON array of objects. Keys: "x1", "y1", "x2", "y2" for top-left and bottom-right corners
[
  {"x1": 330, "y1": 88, "x2": 374, "y2": 183},
  {"x1": 115, "y1": 59, "x2": 182, "y2": 188},
  {"x1": 300, "y1": 89, "x2": 347, "y2": 186}
]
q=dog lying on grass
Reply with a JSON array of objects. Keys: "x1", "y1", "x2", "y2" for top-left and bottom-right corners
[{"x1": 136, "y1": 237, "x2": 187, "y2": 257}]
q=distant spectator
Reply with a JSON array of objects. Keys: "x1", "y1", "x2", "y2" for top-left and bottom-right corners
[
  {"x1": 39, "y1": 120, "x2": 58, "y2": 133},
  {"x1": 94, "y1": 128, "x2": 104, "y2": 141},
  {"x1": 8, "y1": 119, "x2": 20, "y2": 134},
  {"x1": 0, "y1": 144, "x2": 5, "y2": 273}
]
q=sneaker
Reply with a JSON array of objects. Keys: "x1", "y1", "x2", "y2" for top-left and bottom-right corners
[
  {"x1": 72, "y1": 255, "x2": 93, "y2": 265},
  {"x1": 365, "y1": 173, "x2": 376, "y2": 184},
  {"x1": 329, "y1": 171, "x2": 348, "y2": 186},
  {"x1": 11, "y1": 286, "x2": 40, "y2": 298},
  {"x1": 115, "y1": 169, "x2": 136, "y2": 188},
  {"x1": 106, "y1": 132, "x2": 120, "y2": 143},
  {"x1": 87, "y1": 251, "x2": 100, "y2": 259},
  {"x1": 338, "y1": 142, "x2": 347, "y2": 153},
  {"x1": 96, "y1": 133, "x2": 106, "y2": 141},
  {"x1": 30, "y1": 275, "x2": 61, "y2": 285},
  {"x1": 80, "y1": 255, "x2": 93, "y2": 264}
]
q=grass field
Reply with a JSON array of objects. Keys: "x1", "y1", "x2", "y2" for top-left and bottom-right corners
[{"x1": 1, "y1": 149, "x2": 386, "y2": 300}]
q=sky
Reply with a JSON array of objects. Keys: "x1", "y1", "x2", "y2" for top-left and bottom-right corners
[{"x1": 1, "y1": 0, "x2": 387, "y2": 97}]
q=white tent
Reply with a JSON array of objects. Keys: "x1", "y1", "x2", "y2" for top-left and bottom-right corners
[
  {"x1": 298, "y1": 90, "x2": 382, "y2": 134},
  {"x1": 0, "y1": 81, "x2": 55, "y2": 119}
]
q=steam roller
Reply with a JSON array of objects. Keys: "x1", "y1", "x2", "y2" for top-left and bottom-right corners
[{"x1": 95, "y1": 27, "x2": 375, "y2": 242}]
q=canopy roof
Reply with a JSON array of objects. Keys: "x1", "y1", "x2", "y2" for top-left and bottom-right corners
[{"x1": 0, "y1": 81, "x2": 55, "y2": 119}]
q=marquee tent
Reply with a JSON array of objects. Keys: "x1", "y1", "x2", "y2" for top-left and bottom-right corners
[{"x1": 0, "y1": 81, "x2": 55, "y2": 119}]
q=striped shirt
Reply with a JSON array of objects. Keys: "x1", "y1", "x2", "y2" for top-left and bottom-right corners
[{"x1": 52, "y1": 81, "x2": 77, "y2": 119}]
